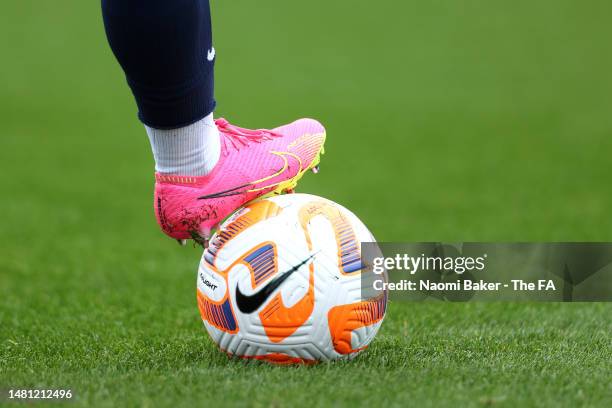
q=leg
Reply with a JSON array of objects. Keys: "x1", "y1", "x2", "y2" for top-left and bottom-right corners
[
  {"x1": 102, "y1": 0, "x2": 220, "y2": 176},
  {"x1": 102, "y1": 0, "x2": 326, "y2": 245},
  {"x1": 102, "y1": 0, "x2": 215, "y2": 128}
]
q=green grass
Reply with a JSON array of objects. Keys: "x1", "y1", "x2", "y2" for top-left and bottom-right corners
[
  {"x1": 1, "y1": 0, "x2": 611, "y2": 407},
  {"x1": 1, "y1": 303, "x2": 609, "y2": 407}
]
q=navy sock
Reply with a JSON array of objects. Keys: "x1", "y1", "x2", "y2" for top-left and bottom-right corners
[{"x1": 102, "y1": 0, "x2": 215, "y2": 129}]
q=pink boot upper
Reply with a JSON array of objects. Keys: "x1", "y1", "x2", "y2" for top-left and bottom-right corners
[{"x1": 154, "y1": 117, "x2": 326, "y2": 243}]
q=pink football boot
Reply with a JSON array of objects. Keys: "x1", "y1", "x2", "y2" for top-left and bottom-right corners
[{"x1": 154, "y1": 117, "x2": 326, "y2": 246}]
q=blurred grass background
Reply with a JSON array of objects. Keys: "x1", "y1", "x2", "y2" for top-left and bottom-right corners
[{"x1": 1, "y1": 1, "x2": 611, "y2": 407}]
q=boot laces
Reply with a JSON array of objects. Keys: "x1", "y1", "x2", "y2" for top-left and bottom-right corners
[{"x1": 216, "y1": 118, "x2": 280, "y2": 154}]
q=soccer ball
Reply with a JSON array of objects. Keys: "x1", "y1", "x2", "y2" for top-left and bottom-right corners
[{"x1": 196, "y1": 193, "x2": 387, "y2": 363}]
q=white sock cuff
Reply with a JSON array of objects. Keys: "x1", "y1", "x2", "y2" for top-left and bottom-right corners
[{"x1": 146, "y1": 113, "x2": 220, "y2": 176}]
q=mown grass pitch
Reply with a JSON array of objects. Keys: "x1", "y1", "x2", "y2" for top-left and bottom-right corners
[
  {"x1": 2, "y1": 301, "x2": 610, "y2": 407},
  {"x1": 1, "y1": 1, "x2": 611, "y2": 406}
]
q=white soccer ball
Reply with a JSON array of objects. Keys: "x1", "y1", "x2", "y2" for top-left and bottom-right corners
[{"x1": 196, "y1": 193, "x2": 387, "y2": 364}]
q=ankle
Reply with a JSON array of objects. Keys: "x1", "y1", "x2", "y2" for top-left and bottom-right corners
[{"x1": 146, "y1": 113, "x2": 220, "y2": 176}]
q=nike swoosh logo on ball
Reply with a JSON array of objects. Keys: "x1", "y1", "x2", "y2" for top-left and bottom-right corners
[{"x1": 235, "y1": 254, "x2": 316, "y2": 314}]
